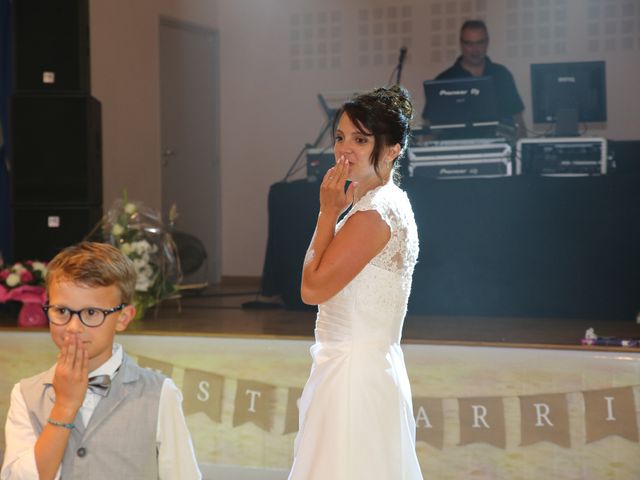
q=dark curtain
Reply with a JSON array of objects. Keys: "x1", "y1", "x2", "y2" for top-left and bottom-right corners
[{"x1": 0, "y1": 0, "x2": 11, "y2": 263}]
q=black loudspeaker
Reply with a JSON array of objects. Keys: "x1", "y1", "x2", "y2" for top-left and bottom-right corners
[
  {"x1": 608, "y1": 140, "x2": 640, "y2": 174},
  {"x1": 12, "y1": 0, "x2": 90, "y2": 93},
  {"x1": 10, "y1": 95, "x2": 102, "y2": 206},
  {"x1": 12, "y1": 205, "x2": 102, "y2": 262}
]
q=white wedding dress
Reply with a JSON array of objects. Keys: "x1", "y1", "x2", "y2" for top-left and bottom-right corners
[{"x1": 289, "y1": 182, "x2": 423, "y2": 480}]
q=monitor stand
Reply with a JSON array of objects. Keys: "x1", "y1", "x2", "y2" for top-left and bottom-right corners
[{"x1": 554, "y1": 108, "x2": 579, "y2": 137}]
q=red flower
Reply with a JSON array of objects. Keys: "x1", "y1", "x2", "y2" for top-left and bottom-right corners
[
  {"x1": 0, "y1": 269, "x2": 9, "y2": 281},
  {"x1": 20, "y1": 270, "x2": 34, "y2": 283}
]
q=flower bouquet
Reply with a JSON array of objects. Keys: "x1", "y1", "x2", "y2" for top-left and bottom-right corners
[
  {"x1": 0, "y1": 261, "x2": 49, "y2": 327},
  {"x1": 101, "y1": 193, "x2": 182, "y2": 320}
]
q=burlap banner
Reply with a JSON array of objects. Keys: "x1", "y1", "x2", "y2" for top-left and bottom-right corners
[
  {"x1": 283, "y1": 388, "x2": 303, "y2": 435},
  {"x1": 137, "y1": 355, "x2": 174, "y2": 377},
  {"x1": 519, "y1": 393, "x2": 570, "y2": 448},
  {"x1": 414, "y1": 397, "x2": 444, "y2": 450},
  {"x1": 584, "y1": 386, "x2": 639, "y2": 444},
  {"x1": 458, "y1": 397, "x2": 506, "y2": 448},
  {"x1": 133, "y1": 353, "x2": 640, "y2": 447},
  {"x1": 182, "y1": 368, "x2": 225, "y2": 422},
  {"x1": 232, "y1": 379, "x2": 276, "y2": 431}
]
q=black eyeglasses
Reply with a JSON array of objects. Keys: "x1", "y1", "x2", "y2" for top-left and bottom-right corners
[{"x1": 42, "y1": 304, "x2": 126, "y2": 328}]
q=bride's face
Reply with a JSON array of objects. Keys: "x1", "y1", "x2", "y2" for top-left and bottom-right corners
[{"x1": 333, "y1": 113, "x2": 377, "y2": 184}]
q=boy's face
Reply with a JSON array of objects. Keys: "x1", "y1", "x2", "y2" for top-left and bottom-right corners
[{"x1": 48, "y1": 280, "x2": 135, "y2": 371}]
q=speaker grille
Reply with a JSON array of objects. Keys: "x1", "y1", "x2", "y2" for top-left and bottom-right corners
[
  {"x1": 12, "y1": 205, "x2": 103, "y2": 262},
  {"x1": 10, "y1": 95, "x2": 102, "y2": 206},
  {"x1": 12, "y1": 0, "x2": 90, "y2": 93}
]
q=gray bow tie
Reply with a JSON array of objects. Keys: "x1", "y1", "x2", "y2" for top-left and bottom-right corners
[{"x1": 88, "y1": 374, "x2": 112, "y2": 397}]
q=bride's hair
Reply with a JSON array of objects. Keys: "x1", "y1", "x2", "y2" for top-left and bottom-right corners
[{"x1": 333, "y1": 85, "x2": 413, "y2": 183}]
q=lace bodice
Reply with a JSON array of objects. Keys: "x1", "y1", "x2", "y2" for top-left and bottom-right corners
[
  {"x1": 315, "y1": 182, "x2": 419, "y2": 345},
  {"x1": 337, "y1": 182, "x2": 419, "y2": 289}
]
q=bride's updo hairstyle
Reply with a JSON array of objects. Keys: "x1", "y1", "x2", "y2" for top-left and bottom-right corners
[{"x1": 333, "y1": 85, "x2": 413, "y2": 183}]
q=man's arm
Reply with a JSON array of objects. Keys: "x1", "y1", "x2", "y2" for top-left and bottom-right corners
[
  {"x1": 157, "y1": 379, "x2": 202, "y2": 480},
  {"x1": 513, "y1": 112, "x2": 527, "y2": 139}
]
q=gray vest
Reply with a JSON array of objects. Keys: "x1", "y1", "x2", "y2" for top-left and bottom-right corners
[{"x1": 20, "y1": 352, "x2": 164, "y2": 480}]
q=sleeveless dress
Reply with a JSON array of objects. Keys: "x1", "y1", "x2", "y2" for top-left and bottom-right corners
[{"x1": 289, "y1": 182, "x2": 423, "y2": 480}]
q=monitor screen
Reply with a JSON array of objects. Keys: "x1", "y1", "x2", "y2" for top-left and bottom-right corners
[
  {"x1": 423, "y1": 76, "x2": 498, "y2": 132},
  {"x1": 531, "y1": 61, "x2": 607, "y2": 125}
]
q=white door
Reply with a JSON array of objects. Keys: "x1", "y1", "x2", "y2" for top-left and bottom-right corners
[{"x1": 159, "y1": 19, "x2": 221, "y2": 284}]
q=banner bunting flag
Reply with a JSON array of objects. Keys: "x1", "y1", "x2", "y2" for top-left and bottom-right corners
[
  {"x1": 182, "y1": 367, "x2": 225, "y2": 422},
  {"x1": 232, "y1": 379, "x2": 276, "y2": 432},
  {"x1": 584, "y1": 386, "x2": 639, "y2": 444},
  {"x1": 519, "y1": 393, "x2": 571, "y2": 448},
  {"x1": 133, "y1": 353, "x2": 640, "y2": 447},
  {"x1": 458, "y1": 397, "x2": 506, "y2": 448}
]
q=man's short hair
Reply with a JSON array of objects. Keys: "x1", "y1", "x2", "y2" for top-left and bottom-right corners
[
  {"x1": 46, "y1": 241, "x2": 137, "y2": 304},
  {"x1": 460, "y1": 19, "x2": 489, "y2": 38}
]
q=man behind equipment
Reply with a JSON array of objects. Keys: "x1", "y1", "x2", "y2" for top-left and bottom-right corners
[{"x1": 423, "y1": 19, "x2": 526, "y2": 138}]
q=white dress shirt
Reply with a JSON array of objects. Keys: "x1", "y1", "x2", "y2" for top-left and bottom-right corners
[{"x1": 0, "y1": 344, "x2": 202, "y2": 480}]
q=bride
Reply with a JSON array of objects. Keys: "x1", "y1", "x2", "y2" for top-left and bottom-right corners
[{"x1": 289, "y1": 85, "x2": 423, "y2": 480}]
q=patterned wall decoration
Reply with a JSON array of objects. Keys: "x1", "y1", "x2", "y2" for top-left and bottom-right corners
[
  {"x1": 287, "y1": 1, "x2": 640, "y2": 72},
  {"x1": 586, "y1": 0, "x2": 640, "y2": 53},
  {"x1": 356, "y1": 5, "x2": 413, "y2": 68},
  {"x1": 289, "y1": 10, "x2": 343, "y2": 71},
  {"x1": 427, "y1": 0, "x2": 488, "y2": 65},
  {"x1": 504, "y1": 0, "x2": 569, "y2": 59}
]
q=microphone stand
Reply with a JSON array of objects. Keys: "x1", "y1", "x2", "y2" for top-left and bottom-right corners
[
  {"x1": 395, "y1": 47, "x2": 407, "y2": 85},
  {"x1": 282, "y1": 94, "x2": 335, "y2": 182}
]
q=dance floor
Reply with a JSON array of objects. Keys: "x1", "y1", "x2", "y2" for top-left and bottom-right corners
[{"x1": 1, "y1": 281, "x2": 640, "y2": 479}]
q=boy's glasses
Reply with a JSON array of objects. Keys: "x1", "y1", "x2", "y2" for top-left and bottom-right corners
[{"x1": 42, "y1": 304, "x2": 126, "y2": 328}]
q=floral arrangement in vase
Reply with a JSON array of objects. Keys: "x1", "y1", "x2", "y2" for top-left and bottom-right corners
[
  {"x1": 102, "y1": 193, "x2": 182, "y2": 320},
  {"x1": 0, "y1": 260, "x2": 49, "y2": 327}
]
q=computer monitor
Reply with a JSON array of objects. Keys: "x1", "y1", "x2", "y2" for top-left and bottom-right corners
[
  {"x1": 531, "y1": 61, "x2": 606, "y2": 136},
  {"x1": 423, "y1": 76, "x2": 499, "y2": 137}
]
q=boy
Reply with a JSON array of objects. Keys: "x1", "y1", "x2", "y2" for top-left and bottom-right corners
[{"x1": 1, "y1": 242, "x2": 201, "y2": 479}]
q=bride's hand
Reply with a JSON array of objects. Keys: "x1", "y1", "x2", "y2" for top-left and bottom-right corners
[{"x1": 320, "y1": 156, "x2": 357, "y2": 216}]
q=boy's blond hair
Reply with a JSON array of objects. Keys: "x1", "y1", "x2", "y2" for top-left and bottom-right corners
[{"x1": 45, "y1": 242, "x2": 137, "y2": 304}]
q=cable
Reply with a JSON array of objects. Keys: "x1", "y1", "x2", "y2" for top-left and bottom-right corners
[
  {"x1": 387, "y1": 66, "x2": 399, "y2": 86},
  {"x1": 522, "y1": 124, "x2": 555, "y2": 138}
]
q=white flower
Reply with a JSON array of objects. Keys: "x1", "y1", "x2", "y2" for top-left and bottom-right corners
[
  {"x1": 120, "y1": 243, "x2": 133, "y2": 256},
  {"x1": 132, "y1": 258, "x2": 147, "y2": 270},
  {"x1": 135, "y1": 276, "x2": 151, "y2": 292},
  {"x1": 32, "y1": 261, "x2": 46, "y2": 273},
  {"x1": 124, "y1": 202, "x2": 137, "y2": 215},
  {"x1": 143, "y1": 264, "x2": 155, "y2": 279},
  {"x1": 132, "y1": 240, "x2": 152, "y2": 255},
  {"x1": 135, "y1": 269, "x2": 155, "y2": 292},
  {"x1": 6, "y1": 273, "x2": 20, "y2": 287},
  {"x1": 11, "y1": 263, "x2": 25, "y2": 273},
  {"x1": 111, "y1": 224, "x2": 125, "y2": 236}
]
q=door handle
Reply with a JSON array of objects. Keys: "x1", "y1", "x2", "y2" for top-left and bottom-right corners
[{"x1": 162, "y1": 148, "x2": 175, "y2": 167}]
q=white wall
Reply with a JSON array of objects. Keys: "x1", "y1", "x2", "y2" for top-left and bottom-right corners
[
  {"x1": 91, "y1": 0, "x2": 640, "y2": 277},
  {"x1": 90, "y1": 0, "x2": 219, "y2": 208}
]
